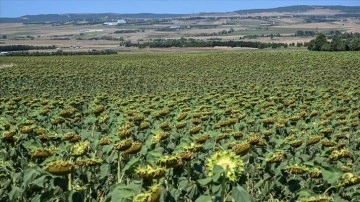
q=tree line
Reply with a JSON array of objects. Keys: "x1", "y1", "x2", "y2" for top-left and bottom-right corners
[
  {"x1": 3, "y1": 49, "x2": 117, "y2": 56},
  {"x1": 308, "y1": 32, "x2": 360, "y2": 51},
  {"x1": 0, "y1": 45, "x2": 56, "y2": 52},
  {"x1": 124, "y1": 38, "x2": 288, "y2": 49}
]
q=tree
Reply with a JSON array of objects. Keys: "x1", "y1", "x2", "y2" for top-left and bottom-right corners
[
  {"x1": 307, "y1": 33, "x2": 330, "y2": 51},
  {"x1": 296, "y1": 30, "x2": 305, "y2": 36},
  {"x1": 124, "y1": 40, "x2": 132, "y2": 47},
  {"x1": 330, "y1": 35, "x2": 346, "y2": 51},
  {"x1": 346, "y1": 37, "x2": 360, "y2": 51}
]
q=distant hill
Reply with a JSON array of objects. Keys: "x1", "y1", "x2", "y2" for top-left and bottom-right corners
[
  {"x1": 234, "y1": 5, "x2": 360, "y2": 14},
  {"x1": 1, "y1": 5, "x2": 360, "y2": 23},
  {"x1": 0, "y1": 13, "x2": 188, "y2": 23}
]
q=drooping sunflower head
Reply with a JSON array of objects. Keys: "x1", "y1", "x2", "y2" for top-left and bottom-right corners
[
  {"x1": 75, "y1": 158, "x2": 103, "y2": 167},
  {"x1": 30, "y1": 147, "x2": 56, "y2": 159},
  {"x1": 285, "y1": 164, "x2": 309, "y2": 175},
  {"x1": 156, "y1": 155, "x2": 180, "y2": 168},
  {"x1": 44, "y1": 160, "x2": 74, "y2": 176},
  {"x1": 135, "y1": 165, "x2": 166, "y2": 180},
  {"x1": 265, "y1": 151, "x2": 285, "y2": 164},
  {"x1": 151, "y1": 131, "x2": 169, "y2": 144},
  {"x1": 186, "y1": 142, "x2": 204, "y2": 152},
  {"x1": 206, "y1": 150, "x2": 244, "y2": 181},
  {"x1": 308, "y1": 168, "x2": 322, "y2": 178},
  {"x1": 133, "y1": 193, "x2": 152, "y2": 202},
  {"x1": 297, "y1": 195, "x2": 332, "y2": 202},
  {"x1": 133, "y1": 184, "x2": 162, "y2": 202},
  {"x1": 338, "y1": 172, "x2": 360, "y2": 187},
  {"x1": 70, "y1": 141, "x2": 90, "y2": 157}
]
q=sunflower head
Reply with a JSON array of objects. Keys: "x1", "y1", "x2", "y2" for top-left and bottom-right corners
[
  {"x1": 30, "y1": 147, "x2": 56, "y2": 159},
  {"x1": 133, "y1": 193, "x2": 152, "y2": 202},
  {"x1": 114, "y1": 139, "x2": 133, "y2": 151},
  {"x1": 265, "y1": 151, "x2": 285, "y2": 163},
  {"x1": 297, "y1": 195, "x2": 332, "y2": 202},
  {"x1": 71, "y1": 141, "x2": 90, "y2": 157},
  {"x1": 135, "y1": 165, "x2": 166, "y2": 180},
  {"x1": 308, "y1": 168, "x2": 322, "y2": 178},
  {"x1": 152, "y1": 131, "x2": 169, "y2": 144},
  {"x1": 133, "y1": 184, "x2": 161, "y2": 202},
  {"x1": 156, "y1": 155, "x2": 180, "y2": 168},
  {"x1": 206, "y1": 150, "x2": 244, "y2": 181},
  {"x1": 182, "y1": 143, "x2": 203, "y2": 153},
  {"x1": 231, "y1": 141, "x2": 251, "y2": 156},
  {"x1": 338, "y1": 172, "x2": 360, "y2": 187},
  {"x1": 285, "y1": 164, "x2": 308, "y2": 175},
  {"x1": 44, "y1": 160, "x2": 74, "y2": 176},
  {"x1": 75, "y1": 158, "x2": 103, "y2": 167},
  {"x1": 125, "y1": 142, "x2": 142, "y2": 154}
]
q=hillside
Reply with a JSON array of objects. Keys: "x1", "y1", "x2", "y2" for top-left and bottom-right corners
[
  {"x1": 234, "y1": 5, "x2": 360, "y2": 14},
  {"x1": 0, "y1": 5, "x2": 359, "y2": 23},
  {"x1": 0, "y1": 13, "x2": 188, "y2": 23}
]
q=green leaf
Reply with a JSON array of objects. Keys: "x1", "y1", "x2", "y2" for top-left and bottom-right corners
[
  {"x1": 106, "y1": 151, "x2": 118, "y2": 163},
  {"x1": 211, "y1": 165, "x2": 224, "y2": 183},
  {"x1": 9, "y1": 185, "x2": 23, "y2": 201},
  {"x1": 23, "y1": 168, "x2": 41, "y2": 188},
  {"x1": 303, "y1": 161, "x2": 314, "y2": 167},
  {"x1": 321, "y1": 166, "x2": 343, "y2": 184},
  {"x1": 100, "y1": 163, "x2": 110, "y2": 179},
  {"x1": 197, "y1": 177, "x2": 212, "y2": 186},
  {"x1": 231, "y1": 184, "x2": 253, "y2": 202},
  {"x1": 146, "y1": 150, "x2": 163, "y2": 165},
  {"x1": 187, "y1": 184, "x2": 198, "y2": 199},
  {"x1": 297, "y1": 188, "x2": 314, "y2": 198},
  {"x1": 102, "y1": 145, "x2": 113, "y2": 155},
  {"x1": 212, "y1": 184, "x2": 222, "y2": 195},
  {"x1": 179, "y1": 177, "x2": 189, "y2": 189},
  {"x1": 123, "y1": 157, "x2": 140, "y2": 173},
  {"x1": 195, "y1": 195, "x2": 212, "y2": 202},
  {"x1": 111, "y1": 184, "x2": 136, "y2": 202},
  {"x1": 31, "y1": 194, "x2": 41, "y2": 202},
  {"x1": 254, "y1": 179, "x2": 264, "y2": 190},
  {"x1": 31, "y1": 175, "x2": 51, "y2": 188},
  {"x1": 21, "y1": 140, "x2": 38, "y2": 150}
]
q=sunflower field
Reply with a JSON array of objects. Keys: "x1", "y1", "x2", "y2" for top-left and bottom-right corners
[{"x1": 0, "y1": 51, "x2": 359, "y2": 202}]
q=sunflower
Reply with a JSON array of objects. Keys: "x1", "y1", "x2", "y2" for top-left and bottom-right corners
[
  {"x1": 44, "y1": 160, "x2": 74, "y2": 176},
  {"x1": 206, "y1": 150, "x2": 244, "y2": 181},
  {"x1": 297, "y1": 195, "x2": 332, "y2": 202},
  {"x1": 71, "y1": 141, "x2": 90, "y2": 157}
]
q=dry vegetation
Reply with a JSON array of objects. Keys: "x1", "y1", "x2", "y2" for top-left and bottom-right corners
[{"x1": 1, "y1": 14, "x2": 359, "y2": 51}]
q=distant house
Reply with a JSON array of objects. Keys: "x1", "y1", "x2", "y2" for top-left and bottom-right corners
[
  {"x1": 169, "y1": 25, "x2": 181, "y2": 29},
  {"x1": 0, "y1": 52, "x2": 9, "y2": 56},
  {"x1": 103, "y1": 20, "x2": 126, "y2": 26}
]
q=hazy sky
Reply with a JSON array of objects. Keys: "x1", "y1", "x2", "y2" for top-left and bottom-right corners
[{"x1": 1, "y1": 0, "x2": 359, "y2": 17}]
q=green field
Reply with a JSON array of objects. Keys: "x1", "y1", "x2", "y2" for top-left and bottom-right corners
[{"x1": 0, "y1": 51, "x2": 360, "y2": 202}]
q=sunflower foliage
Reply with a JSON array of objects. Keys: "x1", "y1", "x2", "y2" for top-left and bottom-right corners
[{"x1": 0, "y1": 51, "x2": 359, "y2": 202}]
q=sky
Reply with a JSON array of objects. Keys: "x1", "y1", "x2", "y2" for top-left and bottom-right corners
[{"x1": 1, "y1": 0, "x2": 359, "y2": 18}]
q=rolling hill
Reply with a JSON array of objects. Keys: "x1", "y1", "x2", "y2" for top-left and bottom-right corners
[{"x1": 1, "y1": 5, "x2": 359, "y2": 23}]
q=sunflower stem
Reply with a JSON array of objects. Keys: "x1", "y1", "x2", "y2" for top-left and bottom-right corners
[
  {"x1": 117, "y1": 152, "x2": 122, "y2": 184},
  {"x1": 68, "y1": 158, "x2": 73, "y2": 191},
  {"x1": 91, "y1": 123, "x2": 95, "y2": 139},
  {"x1": 220, "y1": 166, "x2": 229, "y2": 202},
  {"x1": 68, "y1": 173, "x2": 72, "y2": 191},
  {"x1": 220, "y1": 175, "x2": 226, "y2": 202},
  {"x1": 186, "y1": 162, "x2": 191, "y2": 180}
]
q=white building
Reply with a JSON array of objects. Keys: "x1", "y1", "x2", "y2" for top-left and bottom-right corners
[{"x1": 103, "y1": 20, "x2": 126, "y2": 26}]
